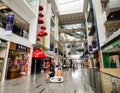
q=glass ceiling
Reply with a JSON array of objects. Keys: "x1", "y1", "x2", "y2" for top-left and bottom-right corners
[{"x1": 55, "y1": 0, "x2": 84, "y2": 15}]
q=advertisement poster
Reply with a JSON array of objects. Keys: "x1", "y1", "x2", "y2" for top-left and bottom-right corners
[
  {"x1": 5, "y1": 14, "x2": 14, "y2": 34},
  {"x1": 110, "y1": 55, "x2": 120, "y2": 68}
]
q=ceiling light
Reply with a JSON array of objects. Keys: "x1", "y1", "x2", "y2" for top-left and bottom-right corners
[
  {"x1": 111, "y1": 15, "x2": 113, "y2": 18},
  {"x1": 5, "y1": 13, "x2": 8, "y2": 16}
]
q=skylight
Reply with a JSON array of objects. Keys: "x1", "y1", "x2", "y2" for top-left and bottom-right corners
[{"x1": 56, "y1": 0, "x2": 84, "y2": 15}]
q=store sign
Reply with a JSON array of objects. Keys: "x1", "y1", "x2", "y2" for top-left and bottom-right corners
[
  {"x1": 5, "y1": 14, "x2": 14, "y2": 34},
  {"x1": 16, "y1": 44, "x2": 27, "y2": 52}
]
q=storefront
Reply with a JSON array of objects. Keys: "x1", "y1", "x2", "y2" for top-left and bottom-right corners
[
  {"x1": 0, "y1": 39, "x2": 7, "y2": 81},
  {"x1": 6, "y1": 42, "x2": 30, "y2": 79},
  {"x1": 102, "y1": 39, "x2": 120, "y2": 68}
]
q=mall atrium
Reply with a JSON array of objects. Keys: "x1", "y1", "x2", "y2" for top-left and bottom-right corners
[{"x1": 0, "y1": 0, "x2": 120, "y2": 93}]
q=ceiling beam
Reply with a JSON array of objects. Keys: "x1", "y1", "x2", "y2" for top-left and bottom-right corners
[
  {"x1": 59, "y1": 27, "x2": 86, "y2": 33},
  {"x1": 59, "y1": 39, "x2": 87, "y2": 43}
]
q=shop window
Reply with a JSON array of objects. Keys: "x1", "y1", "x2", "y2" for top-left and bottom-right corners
[{"x1": 7, "y1": 46, "x2": 30, "y2": 79}]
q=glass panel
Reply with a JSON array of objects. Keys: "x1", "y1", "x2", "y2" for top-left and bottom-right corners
[
  {"x1": 26, "y1": 0, "x2": 37, "y2": 11},
  {"x1": 50, "y1": 18, "x2": 55, "y2": 34},
  {"x1": 56, "y1": 0, "x2": 84, "y2": 14}
]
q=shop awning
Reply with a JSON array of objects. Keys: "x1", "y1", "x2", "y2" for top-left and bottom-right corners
[{"x1": 32, "y1": 48, "x2": 46, "y2": 59}]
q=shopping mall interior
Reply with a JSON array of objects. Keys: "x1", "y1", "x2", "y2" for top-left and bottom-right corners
[{"x1": 0, "y1": 0, "x2": 120, "y2": 93}]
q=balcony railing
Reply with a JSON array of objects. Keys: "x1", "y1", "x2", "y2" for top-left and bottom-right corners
[{"x1": 89, "y1": 68, "x2": 120, "y2": 93}]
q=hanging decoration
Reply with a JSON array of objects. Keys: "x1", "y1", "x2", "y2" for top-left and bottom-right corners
[
  {"x1": 5, "y1": 14, "x2": 14, "y2": 34},
  {"x1": 36, "y1": 37, "x2": 40, "y2": 41},
  {"x1": 41, "y1": 25, "x2": 46, "y2": 30},
  {"x1": 38, "y1": 31, "x2": 44, "y2": 37},
  {"x1": 92, "y1": 40, "x2": 97, "y2": 48},
  {"x1": 88, "y1": 45, "x2": 92, "y2": 52},
  {"x1": 39, "y1": 5, "x2": 44, "y2": 11},
  {"x1": 41, "y1": 30, "x2": 48, "y2": 36},
  {"x1": 39, "y1": 13, "x2": 44, "y2": 17},
  {"x1": 38, "y1": 17, "x2": 44, "y2": 24},
  {"x1": 37, "y1": 4, "x2": 48, "y2": 42}
]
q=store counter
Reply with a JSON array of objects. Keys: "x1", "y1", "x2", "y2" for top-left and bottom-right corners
[{"x1": 7, "y1": 68, "x2": 21, "y2": 79}]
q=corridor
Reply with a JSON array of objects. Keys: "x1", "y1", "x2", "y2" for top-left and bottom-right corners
[{"x1": 0, "y1": 68, "x2": 94, "y2": 93}]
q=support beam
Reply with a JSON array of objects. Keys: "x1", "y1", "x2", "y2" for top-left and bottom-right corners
[
  {"x1": 59, "y1": 39, "x2": 87, "y2": 43},
  {"x1": 59, "y1": 27, "x2": 86, "y2": 34}
]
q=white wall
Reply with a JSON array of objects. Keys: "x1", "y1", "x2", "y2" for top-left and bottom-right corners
[
  {"x1": 0, "y1": 28, "x2": 32, "y2": 48},
  {"x1": 0, "y1": 48, "x2": 6, "y2": 58},
  {"x1": 45, "y1": 4, "x2": 51, "y2": 49},
  {"x1": 92, "y1": 0, "x2": 107, "y2": 47},
  {"x1": 108, "y1": 0, "x2": 120, "y2": 9}
]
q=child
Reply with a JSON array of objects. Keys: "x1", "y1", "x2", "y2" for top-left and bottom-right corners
[{"x1": 57, "y1": 67, "x2": 62, "y2": 77}]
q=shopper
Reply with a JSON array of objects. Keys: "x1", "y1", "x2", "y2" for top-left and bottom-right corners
[
  {"x1": 45, "y1": 60, "x2": 55, "y2": 82},
  {"x1": 110, "y1": 58, "x2": 116, "y2": 68},
  {"x1": 55, "y1": 65, "x2": 58, "y2": 76},
  {"x1": 45, "y1": 58, "x2": 50, "y2": 72}
]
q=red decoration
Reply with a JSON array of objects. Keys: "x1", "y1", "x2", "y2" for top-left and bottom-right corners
[
  {"x1": 41, "y1": 25, "x2": 46, "y2": 30},
  {"x1": 39, "y1": 5, "x2": 44, "y2": 11},
  {"x1": 38, "y1": 17, "x2": 44, "y2": 24},
  {"x1": 38, "y1": 31, "x2": 44, "y2": 37},
  {"x1": 39, "y1": 13, "x2": 44, "y2": 17},
  {"x1": 36, "y1": 37, "x2": 40, "y2": 41},
  {"x1": 42, "y1": 30, "x2": 48, "y2": 36},
  {"x1": 32, "y1": 48, "x2": 46, "y2": 58}
]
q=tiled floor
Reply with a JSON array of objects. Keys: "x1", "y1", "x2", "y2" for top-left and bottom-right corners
[{"x1": 0, "y1": 67, "x2": 94, "y2": 93}]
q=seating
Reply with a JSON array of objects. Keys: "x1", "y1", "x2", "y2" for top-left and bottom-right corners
[{"x1": 50, "y1": 76, "x2": 63, "y2": 83}]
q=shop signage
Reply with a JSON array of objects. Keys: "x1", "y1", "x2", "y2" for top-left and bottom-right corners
[
  {"x1": 16, "y1": 44, "x2": 27, "y2": 52},
  {"x1": 104, "y1": 45, "x2": 113, "y2": 51},
  {"x1": 102, "y1": 39, "x2": 120, "y2": 52}
]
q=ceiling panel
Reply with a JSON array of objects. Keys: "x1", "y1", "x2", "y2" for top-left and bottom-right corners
[{"x1": 59, "y1": 12, "x2": 85, "y2": 25}]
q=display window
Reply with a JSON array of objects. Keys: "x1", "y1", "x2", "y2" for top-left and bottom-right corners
[{"x1": 6, "y1": 42, "x2": 30, "y2": 79}]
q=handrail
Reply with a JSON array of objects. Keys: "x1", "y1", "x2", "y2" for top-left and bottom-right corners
[{"x1": 100, "y1": 71, "x2": 120, "y2": 79}]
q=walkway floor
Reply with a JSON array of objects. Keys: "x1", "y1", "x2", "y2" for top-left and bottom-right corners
[{"x1": 0, "y1": 68, "x2": 94, "y2": 93}]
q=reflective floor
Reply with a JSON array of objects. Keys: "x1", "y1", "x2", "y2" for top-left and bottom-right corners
[{"x1": 0, "y1": 66, "x2": 94, "y2": 93}]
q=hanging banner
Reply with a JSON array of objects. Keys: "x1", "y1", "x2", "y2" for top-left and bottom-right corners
[
  {"x1": 92, "y1": 40, "x2": 97, "y2": 48},
  {"x1": 70, "y1": 43, "x2": 77, "y2": 55},
  {"x1": 5, "y1": 14, "x2": 14, "y2": 34},
  {"x1": 88, "y1": 45, "x2": 92, "y2": 52}
]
